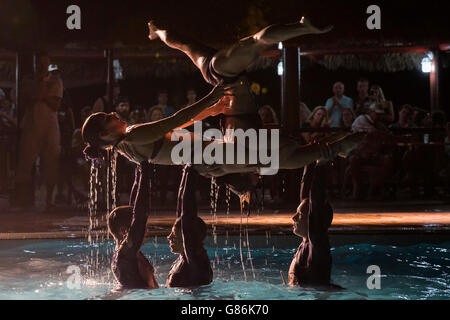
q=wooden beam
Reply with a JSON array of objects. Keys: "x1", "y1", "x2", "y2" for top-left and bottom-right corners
[{"x1": 299, "y1": 45, "x2": 432, "y2": 56}]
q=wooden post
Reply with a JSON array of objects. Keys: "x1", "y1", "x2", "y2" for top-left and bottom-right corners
[
  {"x1": 281, "y1": 46, "x2": 301, "y2": 203},
  {"x1": 281, "y1": 47, "x2": 300, "y2": 135},
  {"x1": 429, "y1": 49, "x2": 440, "y2": 112}
]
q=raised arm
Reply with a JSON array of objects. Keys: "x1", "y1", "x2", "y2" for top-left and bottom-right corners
[
  {"x1": 129, "y1": 164, "x2": 140, "y2": 206},
  {"x1": 124, "y1": 83, "x2": 235, "y2": 145},
  {"x1": 122, "y1": 161, "x2": 151, "y2": 254},
  {"x1": 308, "y1": 163, "x2": 333, "y2": 243},
  {"x1": 179, "y1": 165, "x2": 201, "y2": 263}
]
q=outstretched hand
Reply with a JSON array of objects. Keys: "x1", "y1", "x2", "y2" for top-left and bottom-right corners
[{"x1": 208, "y1": 82, "x2": 239, "y2": 102}]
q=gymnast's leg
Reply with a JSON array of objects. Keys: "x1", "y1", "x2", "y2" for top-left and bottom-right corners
[
  {"x1": 148, "y1": 21, "x2": 218, "y2": 85},
  {"x1": 212, "y1": 17, "x2": 333, "y2": 77}
]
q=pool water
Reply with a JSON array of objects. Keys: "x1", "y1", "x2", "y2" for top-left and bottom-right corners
[{"x1": 0, "y1": 235, "x2": 448, "y2": 300}]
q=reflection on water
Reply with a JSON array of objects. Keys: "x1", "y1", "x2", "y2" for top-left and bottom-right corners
[{"x1": 0, "y1": 237, "x2": 448, "y2": 300}]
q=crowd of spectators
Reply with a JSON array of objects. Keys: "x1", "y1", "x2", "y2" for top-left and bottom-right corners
[
  {"x1": 1, "y1": 64, "x2": 449, "y2": 212},
  {"x1": 259, "y1": 78, "x2": 450, "y2": 204}
]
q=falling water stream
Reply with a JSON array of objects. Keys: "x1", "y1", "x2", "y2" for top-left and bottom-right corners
[
  {"x1": 87, "y1": 148, "x2": 262, "y2": 283},
  {"x1": 86, "y1": 148, "x2": 119, "y2": 281}
]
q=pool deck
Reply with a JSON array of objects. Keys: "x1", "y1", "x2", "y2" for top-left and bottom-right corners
[{"x1": 1, "y1": 197, "x2": 449, "y2": 239}]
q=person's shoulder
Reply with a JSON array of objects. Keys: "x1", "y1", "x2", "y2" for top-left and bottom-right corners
[
  {"x1": 324, "y1": 98, "x2": 333, "y2": 108},
  {"x1": 343, "y1": 96, "x2": 353, "y2": 105},
  {"x1": 353, "y1": 114, "x2": 366, "y2": 123}
]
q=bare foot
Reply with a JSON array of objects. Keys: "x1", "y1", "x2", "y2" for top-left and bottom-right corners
[
  {"x1": 240, "y1": 191, "x2": 251, "y2": 207},
  {"x1": 300, "y1": 16, "x2": 333, "y2": 34},
  {"x1": 147, "y1": 20, "x2": 159, "y2": 40}
]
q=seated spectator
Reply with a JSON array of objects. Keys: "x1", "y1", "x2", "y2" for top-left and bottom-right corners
[
  {"x1": 299, "y1": 102, "x2": 311, "y2": 127},
  {"x1": 339, "y1": 108, "x2": 355, "y2": 130},
  {"x1": 129, "y1": 107, "x2": 147, "y2": 125},
  {"x1": 325, "y1": 82, "x2": 353, "y2": 128},
  {"x1": 367, "y1": 85, "x2": 394, "y2": 125},
  {"x1": 147, "y1": 90, "x2": 175, "y2": 120},
  {"x1": 334, "y1": 107, "x2": 355, "y2": 197},
  {"x1": 354, "y1": 78, "x2": 371, "y2": 116},
  {"x1": 412, "y1": 108, "x2": 429, "y2": 128},
  {"x1": 148, "y1": 106, "x2": 164, "y2": 122},
  {"x1": 92, "y1": 82, "x2": 120, "y2": 113},
  {"x1": 352, "y1": 103, "x2": 386, "y2": 133},
  {"x1": 186, "y1": 88, "x2": 197, "y2": 105},
  {"x1": 390, "y1": 104, "x2": 414, "y2": 129},
  {"x1": 114, "y1": 97, "x2": 131, "y2": 123},
  {"x1": 258, "y1": 105, "x2": 279, "y2": 126},
  {"x1": 349, "y1": 105, "x2": 394, "y2": 199},
  {"x1": 302, "y1": 106, "x2": 330, "y2": 143}
]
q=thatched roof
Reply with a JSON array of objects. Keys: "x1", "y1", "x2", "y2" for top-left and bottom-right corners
[
  {"x1": 2, "y1": 0, "x2": 449, "y2": 88},
  {"x1": 311, "y1": 53, "x2": 424, "y2": 72},
  {"x1": 2, "y1": 0, "x2": 450, "y2": 51}
]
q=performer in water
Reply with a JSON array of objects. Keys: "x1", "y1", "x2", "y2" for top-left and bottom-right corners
[
  {"x1": 167, "y1": 165, "x2": 212, "y2": 287},
  {"x1": 288, "y1": 160, "x2": 335, "y2": 287},
  {"x1": 107, "y1": 161, "x2": 158, "y2": 289}
]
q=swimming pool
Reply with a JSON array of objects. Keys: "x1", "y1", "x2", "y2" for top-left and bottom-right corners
[{"x1": 0, "y1": 235, "x2": 448, "y2": 300}]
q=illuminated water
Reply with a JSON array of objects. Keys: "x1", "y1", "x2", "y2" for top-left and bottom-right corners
[{"x1": 0, "y1": 236, "x2": 448, "y2": 300}]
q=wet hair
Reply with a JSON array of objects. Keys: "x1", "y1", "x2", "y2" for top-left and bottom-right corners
[
  {"x1": 173, "y1": 216, "x2": 207, "y2": 245},
  {"x1": 107, "y1": 206, "x2": 133, "y2": 242},
  {"x1": 81, "y1": 112, "x2": 109, "y2": 160}
]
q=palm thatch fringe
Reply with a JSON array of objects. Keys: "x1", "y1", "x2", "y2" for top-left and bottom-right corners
[{"x1": 312, "y1": 52, "x2": 424, "y2": 72}]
